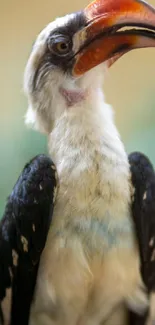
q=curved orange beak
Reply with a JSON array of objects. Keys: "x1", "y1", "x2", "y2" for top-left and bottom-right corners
[{"x1": 73, "y1": 0, "x2": 155, "y2": 76}]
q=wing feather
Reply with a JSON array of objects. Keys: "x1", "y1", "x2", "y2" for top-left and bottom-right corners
[
  {"x1": 129, "y1": 152, "x2": 155, "y2": 325},
  {"x1": 0, "y1": 154, "x2": 57, "y2": 325}
]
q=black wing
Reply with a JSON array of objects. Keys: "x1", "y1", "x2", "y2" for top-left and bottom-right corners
[
  {"x1": 128, "y1": 152, "x2": 155, "y2": 325},
  {"x1": 0, "y1": 154, "x2": 57, "y2": 325}
]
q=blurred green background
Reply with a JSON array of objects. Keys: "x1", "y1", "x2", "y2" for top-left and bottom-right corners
[{"x1": 0, "y1": 0, "x2": 155, "y2": 216}]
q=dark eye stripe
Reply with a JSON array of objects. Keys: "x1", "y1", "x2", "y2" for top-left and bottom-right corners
[
  {"x1": 31, "y1": 11, "x2": 86, "y2": 91},
  {"x1": 50, "y1": 11, "x2": 86, "y2": 40}
]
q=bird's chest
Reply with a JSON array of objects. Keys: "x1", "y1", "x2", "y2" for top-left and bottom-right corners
[
  {"x1": 30, "y1": 163, "x2": 137, "y2": 325},
  {"x1": 51, "y1": 154, "x2": 133, "y2": 251},
  {"x1": 29, "y1": 145, "x2": 139, "y2": 325},
  {"x1": 43, "y1": 151, "x2": 134, "y2": 267}
]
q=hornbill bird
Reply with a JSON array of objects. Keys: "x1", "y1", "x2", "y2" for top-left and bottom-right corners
[{"x1": 1, "y1": 0, "x2": 155, "y2": 324}]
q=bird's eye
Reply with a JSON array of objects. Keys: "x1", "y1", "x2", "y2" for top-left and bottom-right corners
[
  {"x1": 56, "y1": 42, "x2": 70, "y2": 53},
  {"x1": 48, "y1": 36, "x2": 72, "y2": 56}
]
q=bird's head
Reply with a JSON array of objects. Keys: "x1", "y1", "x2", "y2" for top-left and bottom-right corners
[{"x1": 24, "y1": 0, "x2": 155, "y2": 133}]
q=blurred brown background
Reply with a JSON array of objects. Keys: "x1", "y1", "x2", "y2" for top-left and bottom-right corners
[{"x1": 0, "y1": 0, "x2": 155, "y2": 216}]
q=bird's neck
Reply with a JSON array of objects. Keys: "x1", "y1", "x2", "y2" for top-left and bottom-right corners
[{"x1": 48, "y1": 86, "x2": 128, "y2": 176}]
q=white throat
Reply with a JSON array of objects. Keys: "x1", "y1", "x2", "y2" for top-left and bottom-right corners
[{"x1": 48, "y1": 85, "x2": 128, "y2": 173}]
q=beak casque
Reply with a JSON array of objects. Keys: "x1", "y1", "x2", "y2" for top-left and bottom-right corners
[{"x1": 73, "y1": 0, "x2": 155, "y2": 75}]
